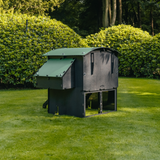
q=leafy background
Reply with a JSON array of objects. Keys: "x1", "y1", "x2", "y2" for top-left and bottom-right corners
[
  {"x1": 0, "y1": 14, "x2": 87, "y2": 87},
  {"x1": 86, "y1": 25, "x2": 160, "y2": 78},
  {"x1": 0, "y1": 13, "x2": 160, "y2": 88}
]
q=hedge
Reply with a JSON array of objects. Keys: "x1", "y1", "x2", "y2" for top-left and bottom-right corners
[
  {"x1": 86, "y1": 24, "x2": 160, "y2": 78},
  {"x1": 118, "y1": 39, "x2": 160, "y2": 78},
  {"x1": 0, "y1": 14, "x2": 88, "y2": 87},
  {"x1": 86, "y1": 24, "x2": 152, "y2": 48},
  {"x1": 0, "y1": 15, "x2": 160, "y2": 88},
  {"x1": 154, "y1": 33, "x2": 160, "y2": 40}
]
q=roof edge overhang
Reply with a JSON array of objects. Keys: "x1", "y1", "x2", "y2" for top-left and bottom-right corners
[
  {"x1": 43, "y1": 47, "x2": 120, "y2": 57},
  {"x1": 92, "y1": 47, "x2": 120, "y2": 57}
]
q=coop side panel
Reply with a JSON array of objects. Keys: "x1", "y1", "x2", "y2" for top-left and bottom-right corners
[
  {"x1": 66, "y1": 56, "x2": 85, "y2": 117},
  {"x1": 48, "y1": 57, "x2": 85, "y2": 117},
  {"x1": 48, "y1": 89, "x2": 85, "y2": 117},
  {"x1": 62, "y1": 63, "x2": 75, "y2": 89},
  {"x1": 83, "y1": 50, "x2": 114, "y2": 91},
  {"x1": 110, "y1": 55, "x2": 118, "y2": 88},
  {"x1": 36, "y1": 77, "x2": 62, "y2": 89}
]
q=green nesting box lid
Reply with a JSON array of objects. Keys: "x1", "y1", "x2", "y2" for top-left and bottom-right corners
[
  {"x1": 34, "y1": 58, "x2": 75, "y2": 77},
  {"x1": 43, "y1": 47, "x2": 101, "y2": 56}
]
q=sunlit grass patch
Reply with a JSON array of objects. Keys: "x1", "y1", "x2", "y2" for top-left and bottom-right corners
[{"x1": 0, "y1": 77, "x2": 160, "y2": 160}]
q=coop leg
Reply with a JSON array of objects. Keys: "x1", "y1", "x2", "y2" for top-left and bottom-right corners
[
  {"x1": 98, "y1": 92, "x2": 102, "y2": 113},
  {"x1": 43, "y1": 99, "x2": 48, "y2": 108},
  {"x1": 115, "y1": 89, "x2": 117, "y2": 111}
]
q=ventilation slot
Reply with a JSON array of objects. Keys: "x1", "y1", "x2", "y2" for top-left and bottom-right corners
[
  {"x1": 91, "y1": 53, "x2": 94, "y2": 75},
  {"x1": 111, "y1": 54, "x2": 114, "y2": 74}
]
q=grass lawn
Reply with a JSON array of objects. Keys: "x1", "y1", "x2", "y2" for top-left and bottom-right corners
[{"x1": 0, "y1": 77, "x2": 160, "y2": 160}]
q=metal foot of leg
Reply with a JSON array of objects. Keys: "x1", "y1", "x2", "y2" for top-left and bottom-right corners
[{"x1": 43, "y1": 100, "x2": 48, "y2": 108}]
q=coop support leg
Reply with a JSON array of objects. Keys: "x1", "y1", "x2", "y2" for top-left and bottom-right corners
[
  {"x1": 98, "y1": 92, "x2": 102, "y2": 113},
  {"x1": 43, "y1": 100, "x2": 48, "y2": 108},
  {"x1": 115, "y1": 89, "x2": 117, "y2": 111}
]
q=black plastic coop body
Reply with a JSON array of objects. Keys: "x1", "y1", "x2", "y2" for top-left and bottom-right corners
[{"x1": 34, "y1": 47, "x2": 119, "y2": 117}]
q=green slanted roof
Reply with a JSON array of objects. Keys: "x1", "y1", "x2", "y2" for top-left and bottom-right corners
[
  {"x1": 34, "y1": 58, "x2": 75, "y2": 77},
  {"x1": 43, "y1": 47, "x2": 100, "y2": 56}
]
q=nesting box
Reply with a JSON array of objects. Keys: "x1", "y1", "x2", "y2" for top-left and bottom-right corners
[{"x1": 34, "y1": 47, "x2": 119, "y2": 117}]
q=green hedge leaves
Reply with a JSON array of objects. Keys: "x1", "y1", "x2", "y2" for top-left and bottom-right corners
[
  {"x1": 0, "y1": 15, "x2": 160, "y2": 88},
  {"x1": 0, "y1": 14, "x2": 88, "y2": 87},
  {"x1": 86, "y1": 24, "x2": 160, "y2": 78}
]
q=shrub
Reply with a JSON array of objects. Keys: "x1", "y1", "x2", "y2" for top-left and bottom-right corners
[
  {"x1": 0, "y1": 13, "x2": 88, "y2": 87},
  {"x1": 154, "y1": 33, "x2": 160, "y2": 40},
  {"x1": 86, "y1": 24, "x2": 152, "y2": 49},
  {"x1": 118, "y1": 39, "x2": 160, "y2": 78},
  {"x1": 86, "y1": 24, "x2": 160, "y2": 78}
]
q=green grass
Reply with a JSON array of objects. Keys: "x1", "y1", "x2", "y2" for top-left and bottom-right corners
[
  {"x1": 0, "y1": 77, "x2": 160, "y2": 160},
  {"x1": 85, "y1": 109, "x2": 111, "y2": 116},
  {"x1": 86, "y1": 108, "x2": 99, "y2": 116}
]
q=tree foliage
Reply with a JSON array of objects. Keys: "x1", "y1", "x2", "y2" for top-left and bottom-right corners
[
  {"x1": 1, "y1": 0, "x2": 160, "y2": 36},
  {"x1": 123, "y1": 0, "x2": 160, "y2": 35},
  {"x1": 0, "y1": 0, "x2": 65, "y2": 15},
  {"x1": 50, "y1": 0, "x2": 103, "y2": 37}
]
